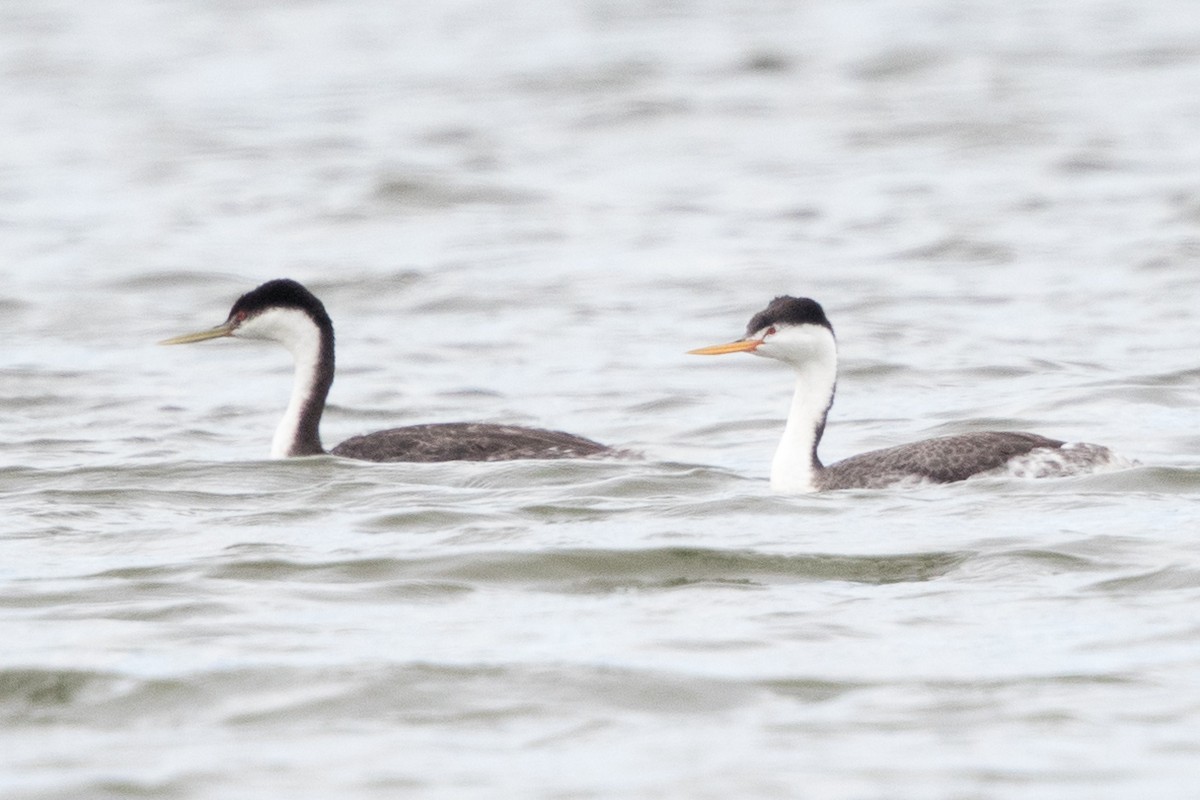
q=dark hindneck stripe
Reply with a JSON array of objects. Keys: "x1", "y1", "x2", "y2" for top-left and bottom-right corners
[
  {"x1": 810, "y1": 381, "x2": 834, "y2": 473},
  {"x1": 291, "y1": 325, "x2": 335, "y2": 456}
]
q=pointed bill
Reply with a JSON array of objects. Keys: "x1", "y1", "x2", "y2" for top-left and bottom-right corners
[
  {"x1": 159, "y1": 322, "x2": 236, "y2": 345},
  {"x1": 687, "y1": 338, "x2": 761, "y2": 355}
]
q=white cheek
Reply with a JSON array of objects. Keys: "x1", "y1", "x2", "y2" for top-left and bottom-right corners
[{"x1": 234, "y1": 308, "x2": 321, "y2": 355}]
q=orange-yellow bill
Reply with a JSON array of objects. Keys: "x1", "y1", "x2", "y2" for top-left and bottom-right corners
[{"x1": 687, "y1": 338, "x2": 761, "y2": 355}]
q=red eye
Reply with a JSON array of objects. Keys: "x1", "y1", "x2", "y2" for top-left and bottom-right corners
[{"x1": 766, "y1": 326, "x2": 777, "y2": 336}]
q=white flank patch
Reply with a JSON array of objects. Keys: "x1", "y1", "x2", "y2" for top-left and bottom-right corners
[{"x1": 993, "y1": 442, "x2": 1135, "y2": 480}]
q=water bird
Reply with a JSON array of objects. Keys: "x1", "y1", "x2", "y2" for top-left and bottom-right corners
[
  {"x1": 689, "y1": 296, "x2": 1129, "y2": 492},
  {"x1": 161, "y1": 279, "x2": 610, "y2": 462}
]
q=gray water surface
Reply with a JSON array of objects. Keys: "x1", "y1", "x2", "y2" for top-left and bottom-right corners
[{"x1": 3, "y1": 1, "x2": 1200, "y2": 798}]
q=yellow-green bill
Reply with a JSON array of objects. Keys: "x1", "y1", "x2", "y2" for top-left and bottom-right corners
[{"x1": 159, "y1": 323, "x2": 235, "y2": 345}]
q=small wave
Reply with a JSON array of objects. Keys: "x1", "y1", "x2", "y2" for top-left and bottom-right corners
[
  {"x1": 1030, "y1": 465, "x2": 1200, "y2": 494},
  {"x1": 206, "y1": 546, "x2": 969, "y2": 594},
  {"x1": 0, "y1": 669, "x2": 107, "y2": 718},
  {"x1": 1, "y1": 662, "x2": 793, "y2": 730},
  {"x1": 1087, "y1": 566, "x2": 1200, "y2": 594},
  {"x1": 228, "y1": 662, "x2": 762, "y2": 727}
]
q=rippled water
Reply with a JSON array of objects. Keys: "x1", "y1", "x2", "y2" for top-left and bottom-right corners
[{"x1": 3, "y1": 0, "x2": 1200, "y2": 797}]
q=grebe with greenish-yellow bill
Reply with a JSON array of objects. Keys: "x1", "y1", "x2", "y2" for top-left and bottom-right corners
[
  {"x1": 161, "y1": 279, "x2": 610, "y2": 462},
  {"x1": 690, "y1": 296, "x2": 1133, "y2": 493}
]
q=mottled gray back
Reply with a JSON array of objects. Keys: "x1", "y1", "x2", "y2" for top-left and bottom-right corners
[
  {"x1": 331, "y1": 422, "x2": 610, "y2": 462},
  {"x1": 819, "y1": 432, "x2": 1065, "y2": 490}
]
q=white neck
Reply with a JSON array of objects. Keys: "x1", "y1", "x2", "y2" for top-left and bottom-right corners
[
  {"x1": 273, "y1": 344, "x2": 323, "y2": 458},
  {"x1": 765, "y1": 331, "x2": 837, "y2": 493},
  {"x1": 235, "y1": 307, "x2": 330, "y2": 458}
]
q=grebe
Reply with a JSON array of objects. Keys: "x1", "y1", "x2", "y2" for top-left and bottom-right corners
[
  {"x1": 161, "y1": 279, "x2": 609, "y2": 461},
  {"x1": 689, "y1": 296, "x2": 1129, "y2": 492}
]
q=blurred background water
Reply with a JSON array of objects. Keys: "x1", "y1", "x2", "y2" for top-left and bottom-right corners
[{"x1": 2, "y1": 0, "x2": 1199, "y2": 797}]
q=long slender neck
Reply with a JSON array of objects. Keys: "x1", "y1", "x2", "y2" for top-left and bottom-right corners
[
  {"x1": 272, "y1": 324, "x2": 334, "y2": 457},
  {"x1": 240, "y1": 308, "x2": 334, "y2": 458},
  {"x1": 770, "y1": 349, "x2": 836, "y2": 493}
]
